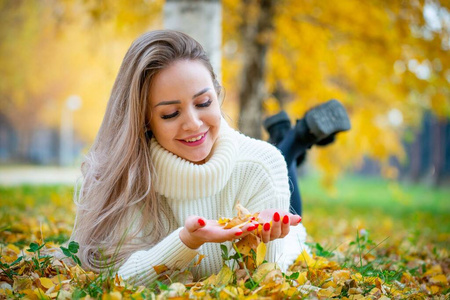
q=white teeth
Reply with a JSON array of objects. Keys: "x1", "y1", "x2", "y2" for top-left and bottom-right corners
[{"x1": 184, "y1": 134, "x2": 204, "y2": 142}]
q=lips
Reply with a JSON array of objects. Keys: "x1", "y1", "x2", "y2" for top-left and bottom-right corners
[
  {"x1": 178, "y1": 131, "x2": 208, "y2": 147},
  {"x1": 183, "y1": 133, "x2": 205, "y2": 142}
]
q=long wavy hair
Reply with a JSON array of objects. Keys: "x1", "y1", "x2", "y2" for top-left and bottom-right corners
[{"x1": 70, "y1": 30, "x2": 221, "y2": 272}]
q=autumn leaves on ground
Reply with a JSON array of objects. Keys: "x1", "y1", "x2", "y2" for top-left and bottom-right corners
[{"x1": 1, "y1": 176, "x2": 449, "y2": 299}]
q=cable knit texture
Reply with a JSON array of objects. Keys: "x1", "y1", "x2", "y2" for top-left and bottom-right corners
[{"x1": 118, "y1": 119, "x2": 308, "y2": 286}]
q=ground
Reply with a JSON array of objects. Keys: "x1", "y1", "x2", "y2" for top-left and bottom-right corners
[{"x1": 0, "y1": 173, "x2": 449, "y2": 299}]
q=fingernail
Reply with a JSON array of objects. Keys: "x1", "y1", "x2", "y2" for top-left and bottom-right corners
[
  {"x1": 283, "y1": 215, "x2": 289, "y2": 224},
  {"x1": 273, "y1": 212, "x2": 280, "y2": 222},
  {"x1": 235, "y1": 231, "x2": 243, "y2": 236},
  {"x1": 251, "y1": 217, "x2": 256, "y2": 220},
  {"x1": 297, "y1": 216, "x2": 302, "y2": 223},
  {"x1": 247, "y1": 226, "x2": 256, "y2": 232},
  {"x1": 264, "y1": 223, "x2": 271, "y2": 231},
  {"x1": 198, "y1": 219, "x2": 205, "y2": 226}
]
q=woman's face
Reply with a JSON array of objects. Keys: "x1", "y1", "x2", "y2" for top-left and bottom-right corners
[{"x1": 148, "y1": 59, "x2": 221, "y2": 164}]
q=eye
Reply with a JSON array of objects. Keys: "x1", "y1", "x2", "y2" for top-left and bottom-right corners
[
  {"x1": 161, "y1": 111, "x2": 179, "y2": 119},
  {"x1": 197, "y1": 99, "x2": 212, "y2": 108}
]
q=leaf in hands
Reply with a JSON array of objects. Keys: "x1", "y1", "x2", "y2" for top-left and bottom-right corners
[{"x1": 235, "y1": 234, "x2": 259, "y2": 256}]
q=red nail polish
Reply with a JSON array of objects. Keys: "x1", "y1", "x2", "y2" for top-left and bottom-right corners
[
  {"x1": 273, "y1": 212, "x2": 280, "y2": 222},
  {"x1": 251, "y1": 217, "x2": 256, "y2": 220},
  {"x1": 198, "y1": 219, "x2": 205, "y2": 226},
  {"x1": 235, "y1": 231, "x2": 243, "y2": 236},
  {"x1": 247, "y1": 226, "x2": 256, "y2": 232},
  {"x1": 263, "y1": 223, "x2": 271, "y2": 231},
  {"x1": 297, "y1": 216, "x2": 302, "y2": 223},
  {"x1": 283, "y1": 215, "x2": 289, "y2": 224}
]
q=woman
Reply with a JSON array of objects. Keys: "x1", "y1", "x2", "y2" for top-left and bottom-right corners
[{"x1": 70, "y1": 30, "x2": 307, "y2": 286}]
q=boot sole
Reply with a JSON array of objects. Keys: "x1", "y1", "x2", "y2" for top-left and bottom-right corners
[{"x1": 304, "y1": 99, "x2": 351, "y2": 140}]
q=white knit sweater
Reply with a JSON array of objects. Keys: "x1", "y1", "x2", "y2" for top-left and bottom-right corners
[{"x1": 118, "y1": 120, "x2": 307, "y2": 286}]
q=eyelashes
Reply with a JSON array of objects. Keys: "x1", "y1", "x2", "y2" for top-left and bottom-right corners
[
  {"x1": 161, "y1": 99, "x2": 212, "y2": 120},
  {"x1": 161, "y1": 111, "x2": 179, "y2": 119},
  {"x1": 196, "y1": 99, "x2": 212, "y2": 108}
]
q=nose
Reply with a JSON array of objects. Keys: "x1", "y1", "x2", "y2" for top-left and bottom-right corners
[{"x1": 182, "y1": 108, "x2": 202, "y2": 131}]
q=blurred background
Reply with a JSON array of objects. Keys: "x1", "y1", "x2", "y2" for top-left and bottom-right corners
[{"x1": 0, "y1": 0, "x2": 449, "y2": 190}]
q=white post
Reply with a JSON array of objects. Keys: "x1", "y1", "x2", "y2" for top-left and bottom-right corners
[
  {"x1": 60, "y1": 95, "x2": 81, "y2": 166},
  {"x1": 164, "y1": 0, "x2": 222, "y2": 81}
]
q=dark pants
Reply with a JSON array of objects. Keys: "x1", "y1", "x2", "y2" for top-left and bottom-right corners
[{"x1": 273, "y1": 128, "x2": 309, "y2": 216}]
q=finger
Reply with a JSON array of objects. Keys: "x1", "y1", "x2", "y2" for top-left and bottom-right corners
[
  {"x1": 280, "y1": 215, "x2": 290, "y2": 238},
  {"x1": 185, "y1": 216, "x2": 206, "y2": 233},
  {"x1": 261, "y1": 222, "x2": 271, "y2": 243},
  {"x1": 289, "y1": 214, "x2": 302, "y2": 226},
  {"x1": 270, "y1": 212, "x2": 282, "y2": 240},
  {"x1": 242, "y1": 222, "x2": 258, "y2": 233}
]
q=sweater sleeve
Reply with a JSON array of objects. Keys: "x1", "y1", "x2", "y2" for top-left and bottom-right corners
[{"x1": 117, "y1": 227, "x2": 199, "y2": 286}]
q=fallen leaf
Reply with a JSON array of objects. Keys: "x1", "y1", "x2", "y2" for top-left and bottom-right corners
[
  {"x1": 429, "y1": 274, "x2": 447, "y2": 285},
  {"x1": 194, "y1": 254, "x2": 206, "y2": 266},
  {"x1": 256, "y1": 242, "x2": 266, "y2": 267},
  {"x1": 153, "y1": 264, "x2": 169, "y2": 275},
  {"x1": 38, "y1": 277, "x2": 54, "y2": 290}
]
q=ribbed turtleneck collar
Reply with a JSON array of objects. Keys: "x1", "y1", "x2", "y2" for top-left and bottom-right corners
[{"x1": 150, "y1": 119, "x2": 238, "y2": 201}]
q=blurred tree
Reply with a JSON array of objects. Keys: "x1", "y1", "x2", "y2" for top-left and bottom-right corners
[
  {"x1": 0, "y1": 0, "x2": 163, "y2": 161},
  {"x1": 223, "y1": 0, "x2": 449, "y2": 187}
]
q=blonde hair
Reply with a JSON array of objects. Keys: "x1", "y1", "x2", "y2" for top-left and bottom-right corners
[{"x1": 70, "y1": 30, "x2": 221, "y2": 272}]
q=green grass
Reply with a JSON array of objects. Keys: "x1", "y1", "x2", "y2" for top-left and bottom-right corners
[
  {"x1": 300, "y1": 174, "x2": 450, "y2": 215},
  {"x1": 300, "y1": 174, "x2": 450, "y2": 249}
]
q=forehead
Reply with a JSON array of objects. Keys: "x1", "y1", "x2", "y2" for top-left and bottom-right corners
[{"x1": 149, "y1": 60, "x2": 214, "y2": 103}]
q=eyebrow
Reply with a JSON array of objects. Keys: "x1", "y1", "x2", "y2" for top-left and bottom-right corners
[{"x1": 154, "y1": 87, "x2": 211, "y2": 107}]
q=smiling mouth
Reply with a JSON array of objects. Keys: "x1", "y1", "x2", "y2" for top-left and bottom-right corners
[
  {"x1": 178, "y1": 131, "x2": 208, "y2": 146},
  {"x1": 183, "y1": 133, "x2": 205, "y2": 143}
]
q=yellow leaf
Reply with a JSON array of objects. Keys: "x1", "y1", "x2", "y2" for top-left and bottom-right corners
[
  {"x1": 317, "y1": 287, "x2": 335, "y2": 298},
  {"x1": 7, "y1": 244, "x2": 20, "y2": 255},
  {"x1": 295, "y1": 249, "x2": 315, "y2": 265},
  {"x1": 332, "y1": 270, "x2": 351, "y2": 284},
  {"x1": 252, "y1": 262, "x2": 277, "y2": 283},
  {"x1": 423, "y1": 264, "x2": 443, "y2": 277},
  {"x1": 39, "y1": 277, "x2": 54, "y2": 290},
  {"x1": 235, "y1": 203, "x2": 251, "y2": 218},
  {"x1": 430, "y1": 285, "x2": 441, "y2": 294},
  {"x1": 297, "y1": 272, "x2": 308, "y2": 285},
  {"x1": 429, "y1": 274, "x2": 447, "y2": 285},
  {"x1": 234, "y1": 234, "x2": 259, "y2": 256},
  {"x1": 114, "y1": 274, "x2": 125, "y2": 287},
  {"x1": 194, "y1": 254, "x2": 206, "y2": 266},
  {"x1": 21, "y1": 289, "x2": 37, "y2": 300},
  {"x1": 256, "y1": 242, "x2": 266, "y2": 267},
  {"x1": 33, "y1": 288, "x2": 47, "y2": 299},
  {"x1": 215, "y1": 265, "x2": 234, "y2": 286},
  {"x1": 204, "y1": 265, "x2": 233, "y2": 286},
  {"x1": 153, "y1": 264, "x2": 169, "y2": 275},
  {"x1": 13, "y1": 277, "x2": 33, "y2": 291},
  {"x1": 217, "y1": 218, "x2": 230, "y2": 225},
  {"x1": 295, "y1": 249, "x2": 329, "y2": 269},
  {"x1": 102, "y1": 291, "x2": 122, "y2": 300}
]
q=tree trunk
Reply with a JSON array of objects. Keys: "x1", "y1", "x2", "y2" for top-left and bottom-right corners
[
  {"x1": 164, "y1": 0, "x2": 222, "y2": 80},
  {"x1": 238, "y1": 0, "x2": 275, "y2": 139}
]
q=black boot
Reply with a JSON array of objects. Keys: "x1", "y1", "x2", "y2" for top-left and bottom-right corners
[
  {"x1": 263, "y1": 110, "x2": 291, "y2": 145},
  {"x1": 295, "y1": 99, "x2": 351, "y2": 146}
]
